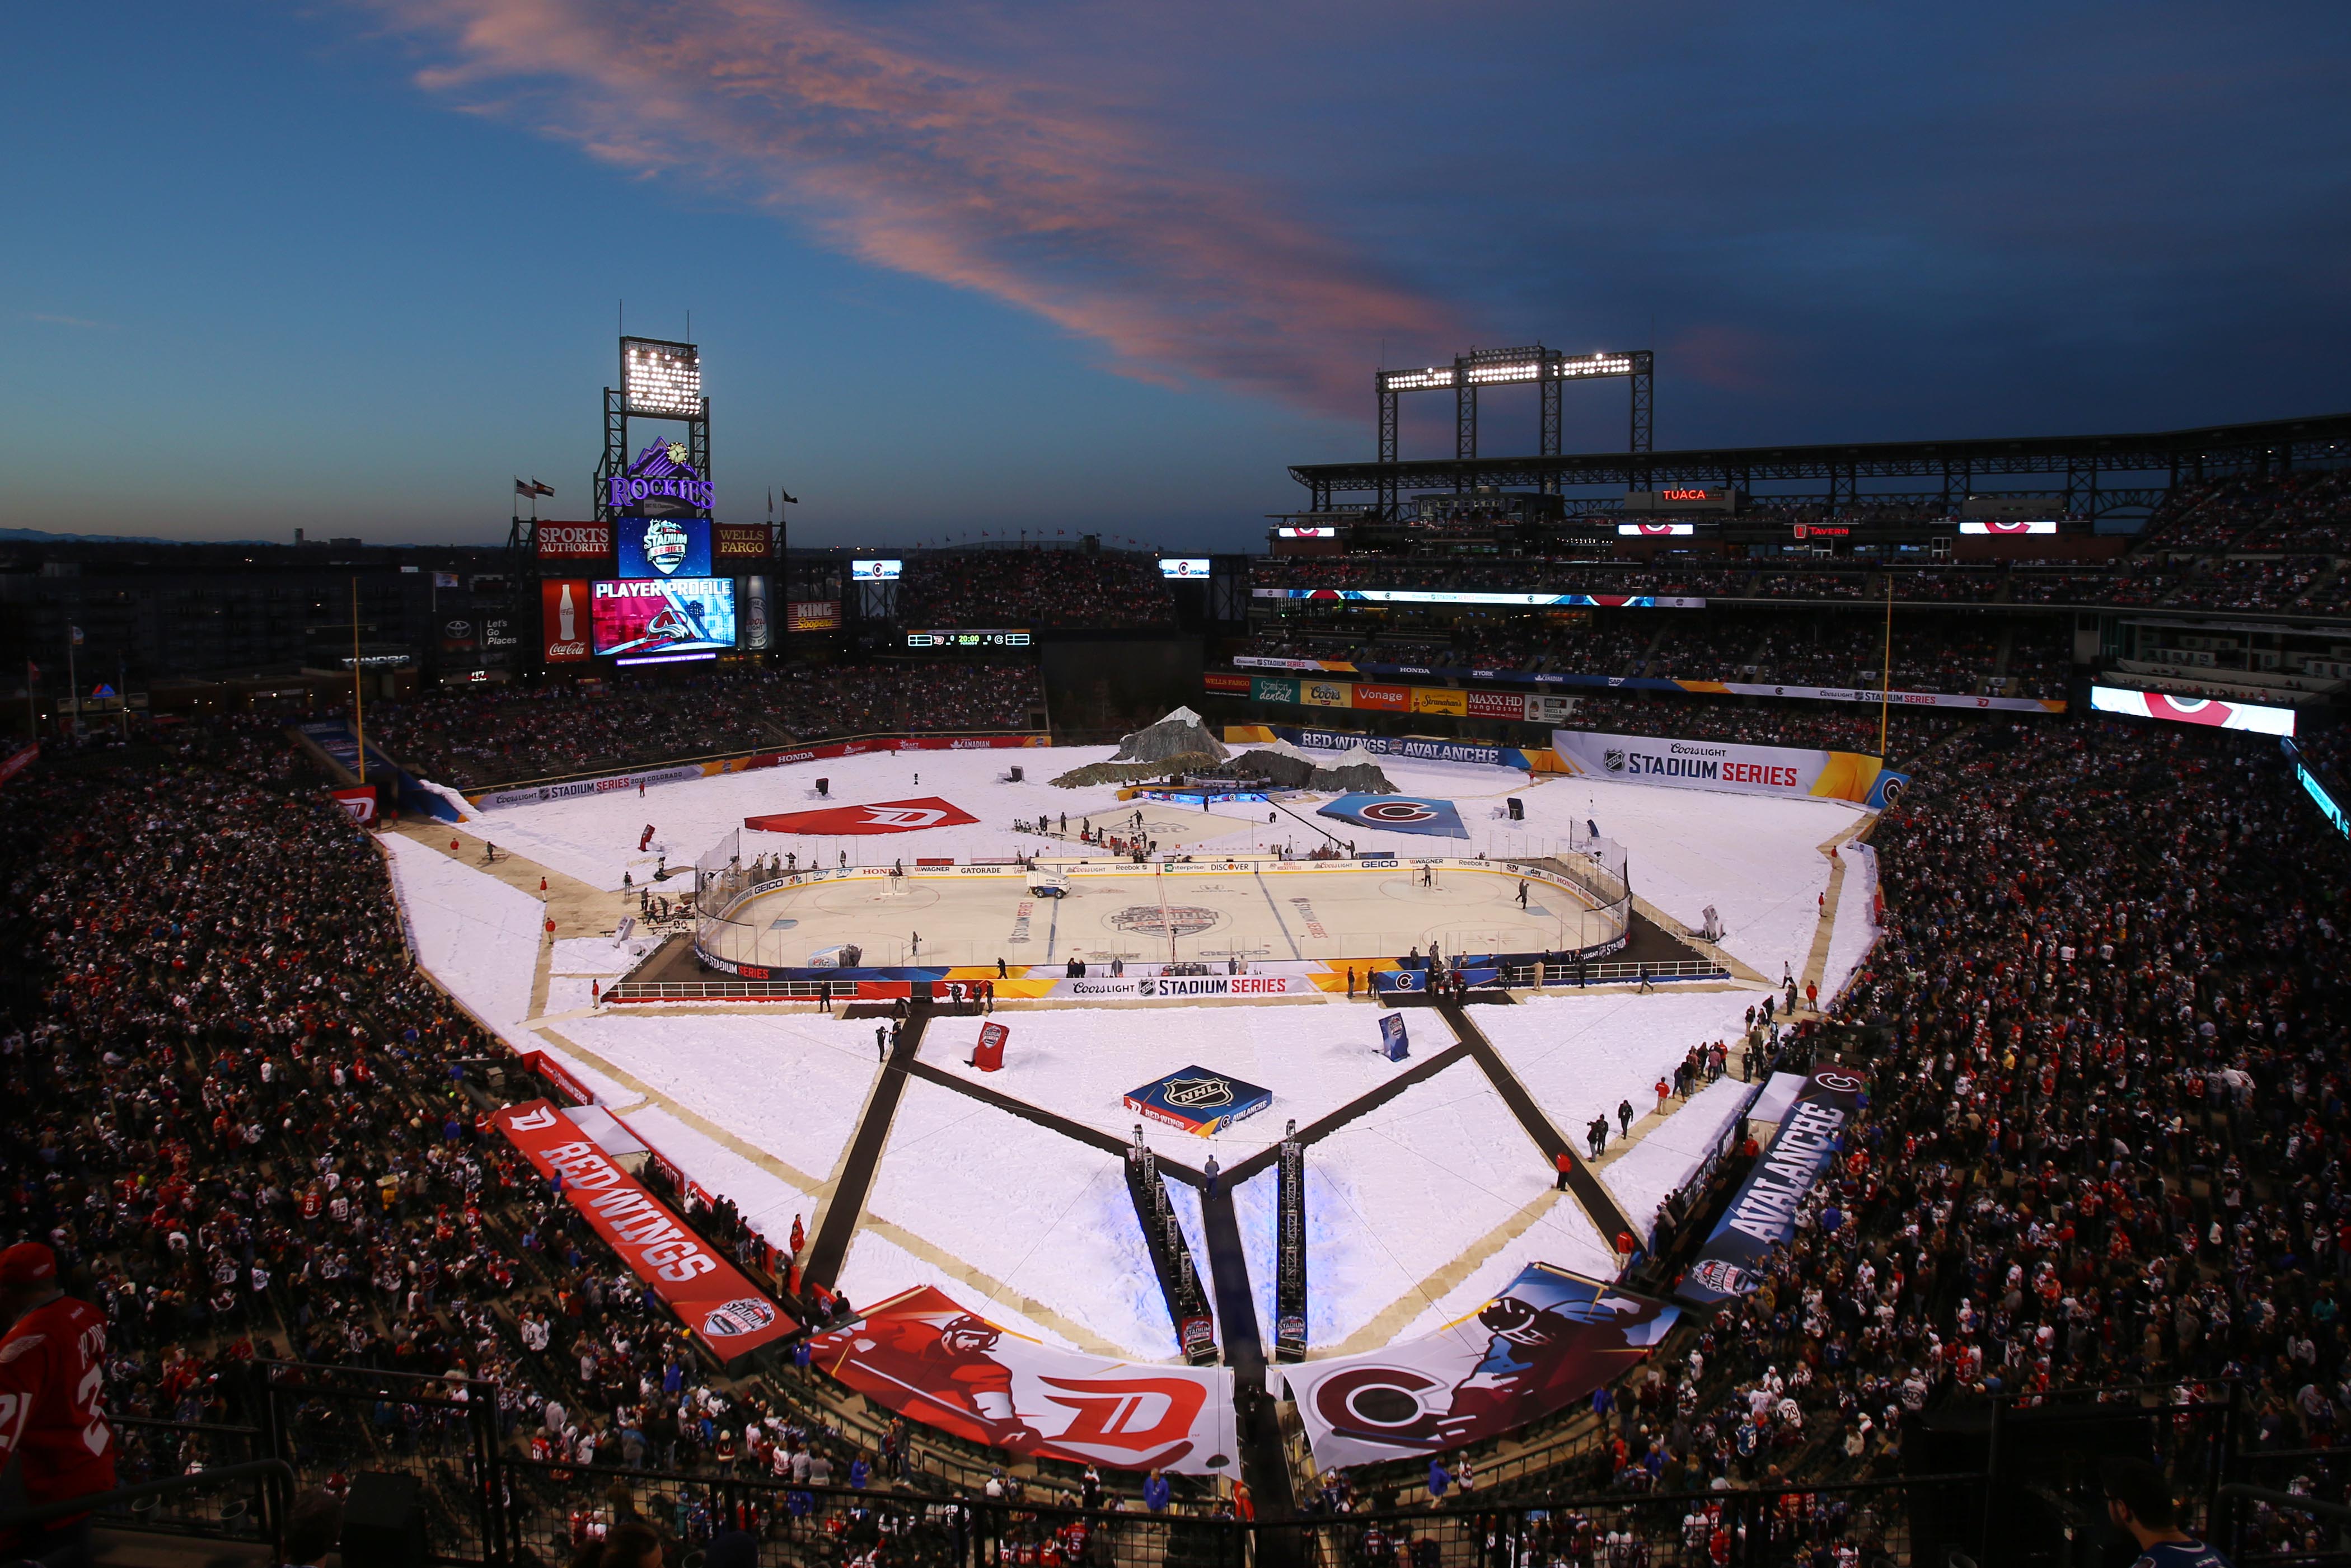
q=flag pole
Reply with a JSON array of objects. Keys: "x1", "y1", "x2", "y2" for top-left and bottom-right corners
[
  {"x1": 352, "y1": 576, "x2": 367, "y2": 788},
  {"x1": 1879, "y1": 572, "x2": 1893, "y2": 756}
]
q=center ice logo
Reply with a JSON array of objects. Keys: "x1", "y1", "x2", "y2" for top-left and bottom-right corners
[
  {"x1": 1163, "y1": 1076, "x2": 1235, "y2": 1109},
  {"x1": 1112, "y1": 905, "x2": 1221, "y2": 938}
]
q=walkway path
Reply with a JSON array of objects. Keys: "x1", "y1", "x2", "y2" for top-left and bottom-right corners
[
  {"x1": 802, "y1": 1012, "x2": 926, "y2": 1288},
  {"x1": 1437, "y1": 1001, "x2": 1635, "y2": 1245}
]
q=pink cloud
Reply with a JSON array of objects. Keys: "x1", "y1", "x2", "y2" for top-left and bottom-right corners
[{"x1": 365, "y1": 0, "x2": 1463, "y2": 414}]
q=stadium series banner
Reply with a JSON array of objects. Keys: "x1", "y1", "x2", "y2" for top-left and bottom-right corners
[
  {"x1": 1230, "y1": 656, "x2": 2065, "y2": 713},
  {"x1": 1675, "y1": 1068, "x2": 1867, "y2": 1306},
  {"x1": 495, "y1": 1100, "x2": 797, "y2": 1360},
  {"x1": 1550, "y1": 730, "x2": 1907, "y2": 808},
  {"x1": 809, "y1": 1285, "x2": 1237, "y2": 1474},
  {"x1": 1284, "y1": 1262, "x2": 1678, "y2": 1468}
]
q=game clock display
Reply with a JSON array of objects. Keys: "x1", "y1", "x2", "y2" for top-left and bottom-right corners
[
  {"x1": 591, "y1": 578, "x2": 737, "y2": 656},
  {"x1": 905, "y1": 628, "x2": 1032, "y2": 649}
]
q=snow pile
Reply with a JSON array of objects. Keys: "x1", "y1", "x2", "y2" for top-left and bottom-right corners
[
  {"x1": 381, "y1": 834, "x2": 543, "y2": 1049},
  {"x1": 1601, "y1": 1073, "x2": 1757, "y2": 1242},
  {"x1": 413, "y1": 778, "x2": 475, "y2": 820},
  {"x1": 1113, "y1": 707, "x2": 1227, "y2": 764},
  {"x1": 1318, "y1": 744, "x2": 1394, "y2": 794},
  {"x1": 1050, "y1": 755, "x2": 1223, "y2": 789}
]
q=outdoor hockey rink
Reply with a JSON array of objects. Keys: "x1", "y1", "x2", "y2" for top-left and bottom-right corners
[{"x1": 702, "y1": 857, "x2": 1615, "y2": 971}]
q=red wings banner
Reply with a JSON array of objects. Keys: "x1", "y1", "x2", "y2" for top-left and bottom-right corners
[
  {"x1": 495, "y1": 1100, "x2": 796, "y2": 1360},
  {"x1": 807, "y1": 1287, "x2": 1237, "y2": 1474},
  {"x1": 1282, "y1": 1262, "x2": 1679, "y2": 1469},
  {"x1": 743, "y1": 796, "x2": 980, "y2": 834}
]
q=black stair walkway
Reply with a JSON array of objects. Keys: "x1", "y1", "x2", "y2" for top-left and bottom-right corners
[
  {"x1": 1200, "y1": 1184, "x2": 1296, "y2": 1525},
  {"x1": 802, "y1": 1011, "x2": 927, "y2": 1289},
  {"x1": 1438, "y1": 1001, "x2": 1636, "y2": 1245}
]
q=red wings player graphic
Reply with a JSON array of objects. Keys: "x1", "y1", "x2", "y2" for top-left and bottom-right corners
[{"x1": 850, "y1": 1312, "x2": 1043, "y2": 1453}]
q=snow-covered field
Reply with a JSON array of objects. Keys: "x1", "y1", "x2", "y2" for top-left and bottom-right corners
[
  {"x1": 1601, "y1": 1073, "x2": 1759, "y2": 1243},
  {"x1": 383, "y1": 740, "x2": 1884, "y2": 1363},
  {"x1": 921, "y1": 1003, "x2": 1441, "y2": 1162}
]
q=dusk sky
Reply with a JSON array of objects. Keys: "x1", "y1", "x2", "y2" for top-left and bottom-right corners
[{"x1": 6, "y1": 2, "x2": 2348, "y2": 550}]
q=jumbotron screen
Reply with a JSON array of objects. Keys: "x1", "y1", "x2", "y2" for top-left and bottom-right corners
[{"x1": 591, "y1": 578, "x2": 737, "y2": 656}]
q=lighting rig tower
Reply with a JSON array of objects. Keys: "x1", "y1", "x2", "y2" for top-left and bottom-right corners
[
  {"x1": 596, "y1": 337, "x2": 710, "y2": 523},
  {"x1": 1373, "y1": 345, "x2": 1652, "y2": 516}
]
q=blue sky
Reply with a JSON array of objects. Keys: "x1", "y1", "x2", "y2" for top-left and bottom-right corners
[{"x1": 4, "y1": 1, "x2": 2347, "y2": 549}]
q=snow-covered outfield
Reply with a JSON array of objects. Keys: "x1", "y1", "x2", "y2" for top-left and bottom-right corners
[{"x1": 381, "y1": 740, "x2": 1882, "y2": 1362}]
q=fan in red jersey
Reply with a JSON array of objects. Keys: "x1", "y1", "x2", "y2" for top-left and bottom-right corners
[{"x1": 0, "y1": 1242, "x2": 115, "y2": 1568}]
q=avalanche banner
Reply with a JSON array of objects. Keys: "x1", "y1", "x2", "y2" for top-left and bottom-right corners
[
  {"x1": 1675, "y1": 1068, "x2": 1869, "y2": 1306},
  {"x1": 1284, "y1": 1264, "x2": 1678, "y2": 1468},
  {"x1": 496, "y1": 1100, "x2": 797, "y2": 1360},
  {"x1": 1551, "y1": 729, "x2": 1907, "y2": 808},
  {"x1": 808, "y1": 1287, "x2": 1237, "y2": 1475}
]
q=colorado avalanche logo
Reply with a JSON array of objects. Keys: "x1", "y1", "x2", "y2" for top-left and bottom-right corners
[
  {"x1": 641, "y1": 518, "x2": 690, "y2": 575},
  {"x1": 703, "y1": 1298, "x2": 778, "y2": 1337},
  {"x1": 1813, "y1": 1069, "x2": 1866, "y2": 1095},
  {"x1": 1358, "y1": 800, "x2": 1438, "y2": 824}
]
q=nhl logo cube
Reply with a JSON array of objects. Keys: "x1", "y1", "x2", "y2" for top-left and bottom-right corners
[{"x1": 1123, "y1": 1065, "x2": 1273, "y2": 1137}]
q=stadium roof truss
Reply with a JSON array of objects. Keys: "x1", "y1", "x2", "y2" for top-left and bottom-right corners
[{"x1": 1298, "y1": 411, "x2": 2351, "y2": 519}]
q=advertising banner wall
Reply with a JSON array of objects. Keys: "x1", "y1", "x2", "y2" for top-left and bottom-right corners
[
  {"x1": 1286, "y1": 1263, "x2": 1678, "y2": 1468},
  {"x1": 1298, "y1": 677, "x2": 1352, "y2": 708},
  {"x1": 1551, "y1": 730, "x2": 1900, "y2": 806},
  {"x1": 1202, "y1": 672, "x2": 1252, "y2": 695},
  {"x1": 471, "y1": 734, "x2": 1050, "y2": 810},
  {"x1": 741, "y1": 575, "x2": 772, "y2": 651},
  {"x1": 1465, "y1": 688, "x2": 1528, "y2": 720},
  {"x1": 1229, "y1": 657, "x2": 2065, "y2": 714},
  {"x1": 1410, "y1": 687, "x2": 1467, "y2": 717},
  {"x1": 542, "y1": 580, "x2": 592, "y2": 663},
  {"x1": 786, "y1": 600, "x2": 841, "y2": 632},
  {"x1": 1045, "y1": 973, "x2": 1319, "y2": 1002},
  {"x1": 1676, "y1": 1069, "x2": 1867, "y2": 1305},
  {"x1": 714, "y1": 523, "x2": 773, "y2": 560},
  {"x1": 534, "y1": 522, "x2": 613, "y2": 560},
  {"x1": 1352, "y1": 683, "x2": 1410, "y2": 712},
  {"x1": 496, "y1": 1100, "x2": 797, "y2": 1359},
  {"x1": 2089, "y1": 685, "x2": 2296, "y2": 737},
  {"x1": 1254, "y1": 589, "x2": 1705, "y2": 609},
  {"x1": 1251, "y1": 676, "x2": 1299, "y2": 705},
  {"x1": 808, "y1": 1285, "x2": 1235, "y2": 1474}
]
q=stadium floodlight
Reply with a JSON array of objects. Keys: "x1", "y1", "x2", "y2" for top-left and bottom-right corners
[{"x1": 622, "y1": 336, "x2": 703, "y2": 418}]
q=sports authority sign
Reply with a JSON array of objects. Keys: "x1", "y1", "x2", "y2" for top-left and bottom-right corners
[
  {"x1": 809, "y1": 1285, "x2": 1237, "y2": 1473},
  {"x1": 743, "y1": 797, "x2": 982, "y2": 835},
  {"x1": 1285, "y1": 1262, "x2": 1678, "y2": 1468},
  {"x1": 1675, "y1": 1068, "x2": 1868, "y2": 1307},
  {"x1": 495, "y1": 1100, "x2": 796, "y2": 1359},
  {"x1": 535, "y1": 522, "x2": 613, "y2": 559},
  {"x1": 1551, "y1": 730, "x2": 1907, "y2": 808}
]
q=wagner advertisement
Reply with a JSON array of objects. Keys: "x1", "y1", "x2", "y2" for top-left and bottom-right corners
[
  {"x1": 1284, "y1": 1263, "x2": 1678, "y2": 1468},
  {"x1": 496, "y1": 1100, "x2": 797, "y2": 1359},
  {"x1": 808, "y1": 1285, "x2": 1237, "y2": 1474},
  {"x1": 1551, "y1": 729, "x2": 1906, "y2": 807},
  {"x1": 1676, "y1": 1068, "x2": 1868, "y2": 1306}
]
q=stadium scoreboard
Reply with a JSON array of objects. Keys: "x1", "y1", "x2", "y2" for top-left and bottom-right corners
[{"x1": 905, "y1": 628, "x2": 1032, "y2": 650}]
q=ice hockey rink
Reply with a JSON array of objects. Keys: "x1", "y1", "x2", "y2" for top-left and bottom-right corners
[{"x1": 701, "y1": 857, "x2": 1618, "y2": 971}]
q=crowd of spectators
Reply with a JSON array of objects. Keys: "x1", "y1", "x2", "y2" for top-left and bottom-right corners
[
  {"x1": 896, "y1": 548, "x2": 1175, "y2": 628},
  {"x1": 369, "y1": 664, "x2": 1043, "y2": 789},
  {"x1": 2141, "y1": 470, "x2": 2351, "y2": 552},
  {"x1": 2165, "y1": 555, "x2": 2340, "y2": 613}
]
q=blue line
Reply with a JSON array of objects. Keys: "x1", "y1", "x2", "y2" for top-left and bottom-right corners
[{"x1": 1255, "y1": 867, "x2": 1304, "y2": 960}]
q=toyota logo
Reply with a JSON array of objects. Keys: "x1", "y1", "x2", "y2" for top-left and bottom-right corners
[{"x1": 444, "y1": 620, "x2": 472, "y2": 638}]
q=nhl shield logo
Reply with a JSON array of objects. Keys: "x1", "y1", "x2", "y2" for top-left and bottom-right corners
[
  {"x1": 1602, "y1": 748, "x2": 1627, "y2": 773},
  {"x1": 641, "y1": 519, "x2": 690, "y2": 575},
  {"x1": 702, "y1": 1297, "x2": 778, "y2": 1337},
  {"x1": 1163, "y1": 1075, "x2": 1235, "y2": 1109}
]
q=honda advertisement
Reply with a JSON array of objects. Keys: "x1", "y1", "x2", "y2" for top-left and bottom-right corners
[
  {"x1": 1552, "y1": 729, "x2": 1907, "y2": 808},
  {"x1": 809, "y1": 1286, "x2": 1235, "y2": 1473},
  {"x1": 1284, "y1": 1263, "x2": 1678, "y2": 1468},
  {"x1": 495, "y1": 1100, "x2": 797, "y2": 1360},
  {"x1": 590, "y1": 578, "x2": 738, "y2": 657},
  {"x1": 1676, "y1": 1069, "x2": 1868, "y2": 1306}
]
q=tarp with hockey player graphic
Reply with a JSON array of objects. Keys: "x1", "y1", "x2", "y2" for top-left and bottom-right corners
[
  {"x1": 807, "y1": 1285, "x2": 1238, "y2": 1474},
  {"x1": 1281, "y1": 1262, "x2": 1678, "y2": 1468}
]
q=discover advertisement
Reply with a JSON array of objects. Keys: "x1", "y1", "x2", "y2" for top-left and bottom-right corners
[
  {"x1": 1551, "y1": 730, "x2": 1907, "y2": 807},
  {"x1": 1676, "y1": 1069, "x2": 1868, "y2": 1306},
  {"x1": 808, "y1": 1285, "x2": 1237, "y2": 1473},
  {"x1": 496, "y1": 1100, "x2": 797, "y2": 1359},
  {"x1": 1285, "y1": 1262, "x2": 1678, "y2": 1468}
]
